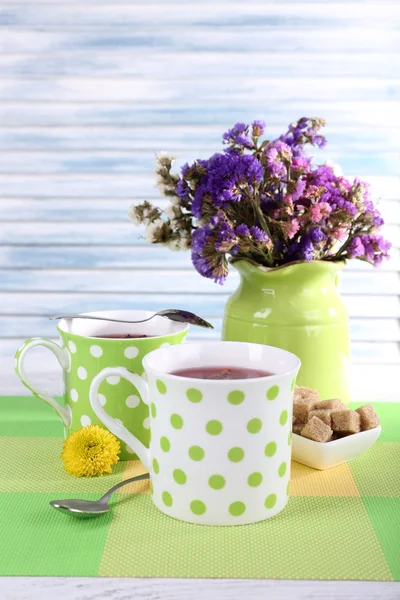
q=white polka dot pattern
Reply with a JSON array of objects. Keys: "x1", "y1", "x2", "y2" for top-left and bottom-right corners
[
  {"x1": 124, "y1": 347, "x2": 139, "y2": 359},
  {"x1": 77, "y1": 366, "x2": 87, "y2": 380},
  {"x1": 90, "y1": 345, "x2": 103, "y2": 358},
  {"x1": 80, "y1": 414, "x2": 91, "y2": 427},
  {"x1": 126, "y1": 395, "x2": 140, "y2": 409}
]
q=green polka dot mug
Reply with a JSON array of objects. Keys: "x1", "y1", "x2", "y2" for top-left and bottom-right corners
[
  {"x1": 14, "y1": 311, "x2": 188, "y2": 460},
  {"x1": 90, "y1": 341, "x2": 300, "y2": 525}
]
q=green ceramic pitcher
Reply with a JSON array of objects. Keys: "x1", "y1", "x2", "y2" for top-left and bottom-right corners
[{"x1": 222, "y1": 259, "x2": 350, "y2": 402}]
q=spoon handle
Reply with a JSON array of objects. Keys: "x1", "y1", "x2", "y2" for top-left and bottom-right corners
[
  {"x1": 100, "y1": 472, "x2": 150, "y2": 503},
  {"x1": 49, "y1": 314, "x2": 153, "y2": 324}
]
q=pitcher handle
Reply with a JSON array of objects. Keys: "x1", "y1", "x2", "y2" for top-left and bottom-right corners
[
  {"x1": 14, "y1": 338, "x2": 72, "y2": 427},
  {"x1": 89, "y1": 367, "x2": 151, "y2": 470}
]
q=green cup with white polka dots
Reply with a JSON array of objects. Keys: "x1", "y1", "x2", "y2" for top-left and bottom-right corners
[
  {"x1": 90, "y1": 341, "x2": 300, "y2": 524},
  {"x1": 14, "y1": 311, "x2": 188, "y2": 460}
]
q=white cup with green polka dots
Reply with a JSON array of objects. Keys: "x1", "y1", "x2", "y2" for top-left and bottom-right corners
[
  {"x1": 14, "y1": 310, "x2": 188, "y2": 460},
  {"x1": 90, "y1": 341, "x2": 300, "y2": 525}
]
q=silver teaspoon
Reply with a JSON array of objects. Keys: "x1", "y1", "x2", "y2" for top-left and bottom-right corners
[
  {"x1": 49, "y1": 309, "x2": 214, "y2": 329},
  {"x1": 50, "y1": 472, "x2": 150, "y2": 516}
]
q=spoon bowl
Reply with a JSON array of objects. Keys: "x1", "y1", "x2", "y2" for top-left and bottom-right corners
[
  {"x1": 50, "y1": 498, "x2": 110, "y2": 515},
  {"x1": 50, "y1": 472, "x2": 150, "y2": 516}
]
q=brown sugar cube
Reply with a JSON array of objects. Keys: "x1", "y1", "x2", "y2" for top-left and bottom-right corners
[
  {"x1": 293, "y1": 400, "x2": 314, "y2": 424},
  {"x1": 331, "y1": 410, "x2": 361, "y2": 434},
  {"x1": 328, "y1": 433, "x2": 339, "y2": 442},
  {"x1": 292, "y1": 414, "x2": 297, "y2": 425},
  {"x1": 293, "y1": 386, "x2": 320, "y2": 422},
  {"x1": 301, "y1": 416, "x2": 333, "y2": 443},
  {"x1": 313, "y1": 398, "x2": 345, "y2": 411},
  {"x1": 355, "y1": 404, "x2": 380, "y2": 431},
  {"x1": 293, "y1": 423, "x2": 304, "y2": 435},
  {"x1": 309, "y1": 408, "x2": 332, "y2": 427},
  {"x1": 294, "y1": 385, "x2": 320, "y2": 404}
]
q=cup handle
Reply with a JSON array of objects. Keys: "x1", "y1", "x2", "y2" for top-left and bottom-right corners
[
  {"x1": 89, "y1": 367, "x2": 151, "y2": 470},
  {"x1": 14, "y1": 338, "x2": 72, "y2": 427}
]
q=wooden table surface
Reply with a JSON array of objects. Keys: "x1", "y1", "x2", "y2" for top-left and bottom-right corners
[{"x1": 2, "y1": 578, "x2": 399, "y2": 600}]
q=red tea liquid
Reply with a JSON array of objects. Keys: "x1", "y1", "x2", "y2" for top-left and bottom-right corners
[
  {"x1": 94, "y1": 334, "x2": 153, "y2": 339},
  {"x1": 170, "y1": 366, "x2": 273, "y2": 380}
]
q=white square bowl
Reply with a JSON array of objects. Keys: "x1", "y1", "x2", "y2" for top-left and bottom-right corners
[{"x1": 292, "y1": 426, "x2": 382, "y2": 470}]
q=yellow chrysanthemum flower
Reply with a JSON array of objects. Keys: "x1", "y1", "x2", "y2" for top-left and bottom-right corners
[{"x1": 61, "y1": 425, "x2": 120, "y2": 477}]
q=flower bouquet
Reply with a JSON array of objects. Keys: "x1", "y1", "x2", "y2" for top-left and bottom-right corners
[{"x1": 129, "y1": 117, "x2": 391, "y2": 284}]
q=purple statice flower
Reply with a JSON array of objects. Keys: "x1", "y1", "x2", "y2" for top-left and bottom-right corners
[
  {"x1": 264, "y1": 140, "x2": 293, "y2": 178},
  {"x1": 175, "y1": 179, "x2": 190, "y2": 200},
  {"x1": 291, "y1": 178, "x2": 307, "y2": 201},
  {"x1": 250, "y1": 225, "x2": 269, "y2": 243},
  {"x1": 364, "y1": 235, "x2": 390, "y2": 265},
  {"x1": 223, "y1": 146, "x2": 242, "y2": 157},
  {"x1": 347, "y1": 234, "x2": 391, "y2": 266},
  {"x1": 191, "y1": 152, "x2": 263, "y2": 217},
  {"x1": 180, "y1": 162, "x2": 190, "y2": 177},
  {"x1": 214, "y1": 220, "x2": 238, "y2": 253},
  {"x1": 347, "y1": 236, "x2": 364, "y2": 259},
  {"x1": 191, "y1": 217, "x2": 235, "y2": 284},
  {"x1": 307, "y1": 130, "x2": 326, "y2": 149},
  {"x1": 280, "y1": 118, "x2": 326, "y2": 149},
  {"x1": 252, "y1": 120, "x2": 266, "y2": 137},
  {"x1": 309, "y1": 227, "x2": 327, "y2": 243},
  {"x1": 335, "y1": 197, "x2": 359, "y2": 217},
  {"x1": 286, "y1": 233, "x2": 315, "y2": 262},
  {"x1": 371, "y1": 211, "x2": 384, "y2": 228},
  {"x1": 191, "y1": 226, "x2": 214, "y2": 279},
  {"x1": 311, "y1": 165, "x2": 338, "y2": 184},
  {"x1": 236, "y1": 223, "x2": 250, "y2": 237},
  {"x1": 291, "y1": 157, "x2": 310, "y2": 172},
  {"x1": 222, "y1": 122, "x2": 253, "y2": 149}
]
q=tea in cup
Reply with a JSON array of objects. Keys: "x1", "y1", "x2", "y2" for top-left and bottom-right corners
[
  {"x1": 90, "y1": 341, "x2": 300, "y2": 524},
  {"x1": 15, "y1": 310, "x2": 188, "y2": 460}
]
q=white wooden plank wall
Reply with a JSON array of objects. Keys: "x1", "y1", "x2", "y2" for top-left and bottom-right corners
[{"x1": 0, "y1": 0, "x2": 399, "y2": 399}]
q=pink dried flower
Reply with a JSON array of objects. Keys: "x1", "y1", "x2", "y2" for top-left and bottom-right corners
[
  {"x1": 309, "y1": 201, "x2": 332, "y2": 223},
  {"x1": 282, "y1": 219, "x2": 300, "y2": 239},
  {"x1": 332, "y1": 228, "x2": 348, "y2": 241}
]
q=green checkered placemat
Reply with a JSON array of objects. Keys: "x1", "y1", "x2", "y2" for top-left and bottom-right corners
[{"x1": 0, "y1": 396, "x2": 399, "y2": 580}]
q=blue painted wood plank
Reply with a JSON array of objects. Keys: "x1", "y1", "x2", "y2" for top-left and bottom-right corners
[
  {"x1": 1, "y1": 78, "x2": 398, "y2": 103},
  {"x1": 2, "y1": 28, "x2": 399, "y2": 54},
  {"x1": 0, "y1": 150, "x2": 398, "y2": 176},
  {"x1": 2, "y1": 292, "x2": 400, "y2": 319},
  {"x1": 1, "y1": 315, "x2": 400, "y2": 342},
  {"x1": 1, "y1": 126, "x2": 398, "y2": 152},
  {"x1": 2, "y1": 27, "x2": 399, "y2": 55},
  {"x1": 1, "y1": 246, "x2": 398, "y2": 271},
  {"x1": 1, "y1": 292, "x2": 399, "y2": 318},
  {"x1": 1, "y1": 102, "x2": 398, "y2": 128},
  {"x1": 0, "y1": 268, "x2": 398, "y2": 295},
  {"x1": 1, "y1": 3, "x2": 399, "y2": 28},
  {"x1": 0, "y1": 51, "x2": 398, "y2": 79}
]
